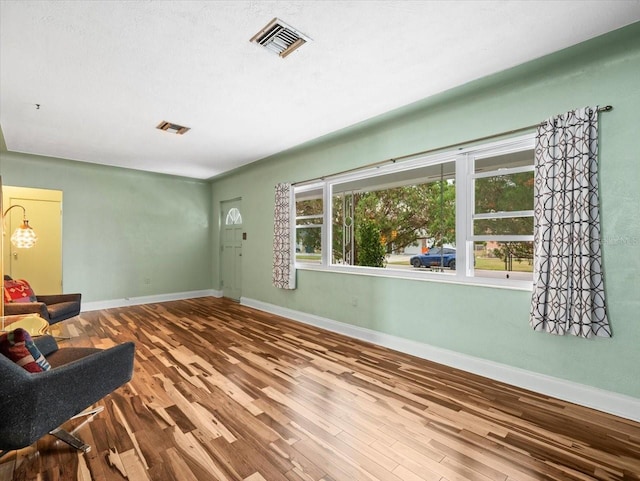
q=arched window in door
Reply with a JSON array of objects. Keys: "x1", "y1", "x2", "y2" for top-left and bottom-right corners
[{"x1": 225, "y1": 207, "x2": 242, "y2": 225}]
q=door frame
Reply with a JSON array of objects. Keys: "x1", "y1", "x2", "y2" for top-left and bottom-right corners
[
  {"x1": 219, "y1": 198, "x2": 243, "y2": 300},
  {"x1": 3, "y1": 185, "x2": 63, "y2": 294}
]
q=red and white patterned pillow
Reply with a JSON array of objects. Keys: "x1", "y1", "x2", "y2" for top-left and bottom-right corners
[
  {"x1": 4, "y1": 278, "x2": 37, "y2": 303},
  {"x1": 0, "y1": 328, "x2": 51, "y2": 372}
]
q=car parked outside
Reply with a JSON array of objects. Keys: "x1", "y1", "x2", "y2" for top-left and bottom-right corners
[{"x1": 410, "y1": 247, "x2": 456, "y2": 269}]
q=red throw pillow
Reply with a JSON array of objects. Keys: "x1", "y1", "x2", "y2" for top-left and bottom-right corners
[
  {"x1": 0, "y1": 328, "x2": 50, "y2": 372},
  {"x1": 4, "y1": 279, "x2": 37, "y2": 303}
]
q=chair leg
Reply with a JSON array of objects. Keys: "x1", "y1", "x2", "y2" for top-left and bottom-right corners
[
  {"x1": 49, "y1": 406, "x2": 104, "y2": 453},
  {"x1": 49, "y1": 428, "x2": 91, "y2": 453}
]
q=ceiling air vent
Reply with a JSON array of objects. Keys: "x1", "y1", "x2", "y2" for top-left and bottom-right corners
[
  {"x1": 250, "y1": 18, "x2": 310, "y2": 58},
  {"x1": 156, "y1": 121, "x2": 190, "y2": 135}
]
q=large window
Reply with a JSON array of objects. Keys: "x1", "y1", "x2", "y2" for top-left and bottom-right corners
[
  {"x1": 331, "y1": 160, "x2": 456, "y2": 271},
  {"x1": 293, "y1": 134, "x2": 535, "y2": 288},
  {"x1": 470, "y1": 148, "x2": 534, "y2": 281}
]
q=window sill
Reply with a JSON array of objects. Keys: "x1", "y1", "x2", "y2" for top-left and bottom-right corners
[{"x1": 295, "y1": 263, "x2": 534, "y2": 291}]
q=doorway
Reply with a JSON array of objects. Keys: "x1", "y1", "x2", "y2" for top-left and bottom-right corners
[
  {"x1": 3, "y1": 186, "x2": 63, "y2": 294},
  {"x1": 220, "y1": 199, "x2": 243, "y2": 300}
]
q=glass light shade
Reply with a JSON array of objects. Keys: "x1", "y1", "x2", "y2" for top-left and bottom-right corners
[{"x1": 10, "y1": 220, "x2": 37, "y2": 248}]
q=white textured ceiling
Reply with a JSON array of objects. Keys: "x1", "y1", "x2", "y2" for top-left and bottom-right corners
[{"x1": 1, "y1": 1, "x2": 639, "y2": 179}]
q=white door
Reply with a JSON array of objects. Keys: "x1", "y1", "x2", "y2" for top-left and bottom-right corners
[
  {"x1": 4, "y1": 187, "x2": 63, "y2": 294},
  {"x1": 221, "y1": 200, "x2": 243, "y2": 300}
]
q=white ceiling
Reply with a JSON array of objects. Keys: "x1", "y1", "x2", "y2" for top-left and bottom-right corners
[{"x1": 1, "y1": 1, "x2": 639, "y2": 180}]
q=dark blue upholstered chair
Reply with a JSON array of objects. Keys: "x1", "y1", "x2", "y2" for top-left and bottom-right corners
[
  {"x1": 3, "y1": 276, "x2": 82, "y2": 325},
  {"x1": 0, "y1": 335, "x2": 135, "y2": 455}
]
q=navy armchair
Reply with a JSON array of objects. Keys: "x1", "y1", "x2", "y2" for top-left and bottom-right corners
[
  {"x1": 0, "y1": 335, "x2": 135, "y2": 454},
  {"x1": 4, "y1": 276, "x2": 81, "y2": 324}
]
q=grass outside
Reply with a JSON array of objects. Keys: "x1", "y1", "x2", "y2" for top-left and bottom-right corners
[
  {"x1": 296, "y1": 254, "x2": 321, "y2": 262},
  {"x1": 388, "y1": 255, "x2": 532, "y2": 272},
  {"x1": 298, "y1": 254, "x2": 533, "y2": 272},
  {"x1": 475, "y1": 257, "x2": 533, "y2": 272}
]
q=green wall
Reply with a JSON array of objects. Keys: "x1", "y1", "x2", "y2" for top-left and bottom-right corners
[
  {"x1": 0, "y1": 151, "x2": 212, "y2": 302},
  {"x1": 0, "y1": 24, "x2": 637, "y2": 399},
  {"x1": 210, "y1": 23, "x2": 640, "y2": 398},
  {"x1": 0, "y1": 126, "x2": 7, "y2": 152}
]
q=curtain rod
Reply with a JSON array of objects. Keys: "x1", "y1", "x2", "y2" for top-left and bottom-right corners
[{"x1": 293, "y1": 105, "x2": 613, "y2": 186}]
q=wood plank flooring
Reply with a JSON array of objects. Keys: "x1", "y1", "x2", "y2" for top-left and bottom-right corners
[{"x1": 1, "y1": 297, "x2": 639, "y2": 481}]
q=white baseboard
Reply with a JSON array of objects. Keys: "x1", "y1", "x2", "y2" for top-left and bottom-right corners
[
  {"x1": 82, "y1": 289, "x2": 221, "y2": 312},
  {"x1": 241, "y1": 296, "x2": 640, "y2": 423}
]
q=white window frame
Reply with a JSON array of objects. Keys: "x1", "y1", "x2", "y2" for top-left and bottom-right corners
[
  {"x1": 293, "y1": 134, "x2": 535, "y2": 290},
  {"x1": 225, "y1": 207, "x2": 243, "y2": 225},
  {"x1": 460, "y1": 135, "x2": 535, "y2": 283},
  {"x1": 294, "y1": 183, "x2": 325, "y2": 266}
]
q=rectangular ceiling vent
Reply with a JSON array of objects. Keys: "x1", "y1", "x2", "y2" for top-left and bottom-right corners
[
  {"x1": 156, "y1": 121, "x2": 190, "y2": 135},
  {"x1": 250, "y1": 18, "x2": 310, "y2": 58}
]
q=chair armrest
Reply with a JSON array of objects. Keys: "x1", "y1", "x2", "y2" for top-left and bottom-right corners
[
  {"x1": 33, "y1": 335, "x2": 59, "y2": 357},
  {"x1": 36, "y1": 293, "x2": 82, "y2": 305},
  {"x1": 0, "y1": 342, "x2": 134, "y2": 450},
  {"x1": 4, "y1": 302, "x2": 49, "y2": 319}
]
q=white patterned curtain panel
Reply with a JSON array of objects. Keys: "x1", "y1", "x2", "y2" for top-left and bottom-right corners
[
  {"x1": 529, "y1": 107, "x2": 611, "y2": 338},
  {"x1": 272, "y1": 183, "x2": 296, "y2": 289}
]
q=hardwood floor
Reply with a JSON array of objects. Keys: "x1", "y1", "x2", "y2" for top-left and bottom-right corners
[{"x1": 1, "y1": 297, "x2": 639, "y2": 481}]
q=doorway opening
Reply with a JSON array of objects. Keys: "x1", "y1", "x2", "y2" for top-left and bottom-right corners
[
  {"x1": 220, "y1": 199, "x2": 243, "y2": 300},
  {"x1": 3, "y1": 186, "x2": 63, "y2": 294}
]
